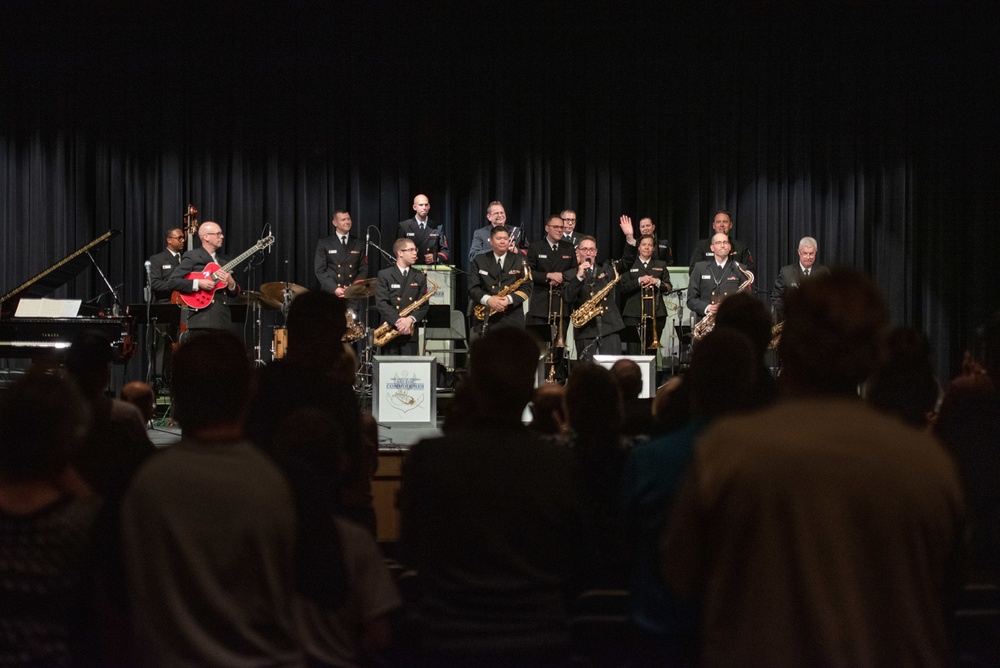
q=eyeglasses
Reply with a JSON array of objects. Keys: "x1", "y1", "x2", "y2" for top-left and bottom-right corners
[
  {"x1": 578, "y1": 247, "x2": 597, "y2": 253},
  {"x1": 561, "y1": 217, "x2": 576, "y2": 222}
]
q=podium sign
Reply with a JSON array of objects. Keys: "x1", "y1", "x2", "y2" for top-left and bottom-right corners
[{"x1": 373, "y1": 355, "x2": 437, "y2": 427}]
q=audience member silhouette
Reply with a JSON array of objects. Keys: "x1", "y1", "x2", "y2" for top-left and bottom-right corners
[
  {"x1": 663, "y1": 269, "x2": 965, "y2": 667},
  {"x1": 398, "y1": 327, "x2": 588, "y2": 666},
  {"x1": 866, "y1": 325, "x2": 941, "y2": 428},
  {"x1": 712, "y1": 291, "x2": 778, "y2": 406},
  {"x1": 624, "y1": 328, "x2": 759, "y2": 664},
  {"x1": 0, "y1": 370, "x2": 101, "y2": 665},
  {"x1": 121, "y1": 331, "x2": 302, "y2": 665},
  {"x1": 529, "y1": 383, "x2": 568, "y2": 440},
  {"x1": 120, "y1": 380, "x2": 155, "y2": 423},
  {"x1": 610, "y1": 358, "x2": 655, "y2": 439}
]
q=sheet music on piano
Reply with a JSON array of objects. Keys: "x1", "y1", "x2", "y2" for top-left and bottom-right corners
[{"x1": 14, "y1": 299, "x2": 82, "y2": 318}]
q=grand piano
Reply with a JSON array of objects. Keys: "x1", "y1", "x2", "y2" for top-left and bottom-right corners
[{"x1": 0, "y1": 230, "x2": 134, "y2": 360}]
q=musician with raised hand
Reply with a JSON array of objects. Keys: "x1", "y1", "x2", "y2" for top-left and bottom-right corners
[
  {"x1": 686, "y1": 233, "x2": 748, "y2": 327},
  {"x1": 468, "y1": 225, "x2": 532, "y2": 340},
  {"x1": 618, "y1": 220, "x2": 672, "y2": 353},
  {"x1": 526, "y1": 214, "x2": 577, "y2": 359},
  {"x1": 374, "y1": 239, "x2": 429, "y2": 355},
  {"x1": 168, "y1": 221, "x2": 240, "y2": 337},
  {"x1": 563, "y1": 218, "x2": 638, "y2": 361}
]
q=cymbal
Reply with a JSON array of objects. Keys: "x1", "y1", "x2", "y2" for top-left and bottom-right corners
[
  {"x1": 260, "y1": 282, "x2": 309, "y2": 304},
  {"x1": 238, "y1": 290, "x2": 281, "y2": 309},
  {"x1": 343, "y1": 278, "x2": 378, "y2": 299}
]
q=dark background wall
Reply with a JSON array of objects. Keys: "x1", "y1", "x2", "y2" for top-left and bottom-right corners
[{"x1": 2, "y1": 1, "x2": 997, "y2": 379}]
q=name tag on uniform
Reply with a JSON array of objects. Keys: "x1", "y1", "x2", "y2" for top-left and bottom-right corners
[
  {"x1": 630, "y1": 268, "x2": 639, "y2": 272},
  {"x1": 328, "y1": 249, "x2": 338, "y2": 254},
  {"x1": 162, "y1": 264, "x2": 172, "y2": 269},
  {"x1": 702, "y1": 274, "x2": 711, "y2": 279},
  {"x1": 479, "y1": 269, "x2": 489, "y2": 275},
  {"x1": 538, "y1": 254, "x2": 548, "y2": 259},
  {"x1": 406, "y1": 232, "x2": 415, "y2": 236},
  {"x1": 391, "y1": 283, "x2": 401, "y2": 289}
]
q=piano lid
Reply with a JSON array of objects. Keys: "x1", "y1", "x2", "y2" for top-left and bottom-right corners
[{"x1": 0, "y1": 230, "x2": 120, "y2": 316}]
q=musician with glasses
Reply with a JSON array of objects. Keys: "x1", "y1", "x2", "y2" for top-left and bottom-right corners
[
  {"x1": 771, "y1": 236, "x2": 829, "y2": 323},
  {"x1": 375, "y1": 239, "x2": 429, "y2": 355},
  {"x1": 561, "y1": 209, "x2": 581, "y2": 247},
  {"x1": 467, "y1": 201, "x2": 527, "y2": 263},
  {"x1": 168, "y1": 221, "x2": 240, "y2": 337},
  {"x1": 526, "y1": 215, "x2": 577, "y2": 368},
  {"x1": 562, "y1": 219, "x2": 638, "y2": 361},
  {"x1": 687, "y1": 233, "x2": 745, "y2": 325}
]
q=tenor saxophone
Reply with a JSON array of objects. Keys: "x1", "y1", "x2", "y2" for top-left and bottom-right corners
[
  {"x1": 570, "y1": 265, "x2": 622, "y2": 328},
  {"x1": 372, "y1": 275, "x2": 439, "y2": 347},
  {"x1": 692, "y1": 262, "x2": 754, "y2": 340}
]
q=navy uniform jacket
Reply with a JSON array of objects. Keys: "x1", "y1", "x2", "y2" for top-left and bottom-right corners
[
  {"x1": 525, "y1": 238, "x2": 577, "y2": 322},
  {"x1": 375, "y1": 265, "x2": 430, "y2": 347},
  {"x1": 315, "y1": 234, "x2": 368, "y2": 293},
  {"x1": 467, "y1": 224, "x2": 528, "y2": 263},
  {"x1": 619, "y1": 256, "x2": 672, "y2": 320},
  {"x1": 468, "y1": 252, "x2": 532, "y2": 328},
  {"x1": 652, "y1": 237, "x2": 673, "y2": 265},
  {"x1": 562, "y1": 243, "x2": 637, "y2": 338},
  {"x1": 167, "y1": 247, "x2": 240, "y2": 331},
  {"x1": 688, "y1": 237, "x2": 754, "y2": 274},
  {"x1": 396, "y1": 218, "x2": 450, "y2": 265},
  {"x1": 686, "y1": 259, "x2": 750, "y2": 320},
  {"x1": 148, "y1": 248, "x2": 183, "y2": 302},
  {"x1": 771, "y1": 263, "x2": 829, "y2": 321}
]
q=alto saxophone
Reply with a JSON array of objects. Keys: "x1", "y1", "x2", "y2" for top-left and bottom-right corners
[
  {"x1": 692, "y1": 262, "x2": 754, "y2": 340},
  {"x1": 570, "y1": 265, "x2": 622, "y2": 328},
  {"x1": 472, "y1": 261, "x2": 532, "y2": 320},
  {"x1": 372, "y1": 275, "x2": 439, "y2": 347}
]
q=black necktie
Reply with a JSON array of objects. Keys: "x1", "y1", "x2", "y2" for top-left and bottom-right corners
[
  {"x1": 340, "y1": 236, "x2": 348, "y2": 246},
  {"x1": 804, "y1": 268, "x2": 810, "y2": 276},
  {"x1": 419, "y1": 222, "x2": 425, "y2": 230}
]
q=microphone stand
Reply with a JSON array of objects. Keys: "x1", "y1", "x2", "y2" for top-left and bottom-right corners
[{"x1": 145, "y1": 266, "x2": 154, "y2": 384}]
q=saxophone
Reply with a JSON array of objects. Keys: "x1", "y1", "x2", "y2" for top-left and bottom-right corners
[
  {"x1": 472, "y1": 261, "x2": 532, "y2": 320},
  {"x1": 372, "y1": 275, "x2": 439, "y2": 347},
  {"x1": 570, "y1": 265, "x2": 622, "y2": 328},
  {"x1": 692, "y1": 262, "x2": 754, "y2": 340}
]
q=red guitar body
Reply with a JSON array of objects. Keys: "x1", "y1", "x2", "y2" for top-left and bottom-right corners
[{"x1": 175, "y1": 263, "x2": 227, "y2": 310}]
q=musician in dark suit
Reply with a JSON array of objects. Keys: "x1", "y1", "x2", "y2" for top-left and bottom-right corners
[
  {"x1": 526, "y1": 215, "x2": 576, "y2": 374},
  {"x1": 467, "y1": 201, "x2": 527, "y2": 263},
  {"x1": 563, "y1": 219, "x2": 639, "y2": 361},
  {"x1": 148, "y1": 228, "x2": 186, "y2": 302},
  {"x1": 314, "y1": 210, "x2": 369, "y2": 298},
  {"x1": 620, "y1": 234, "x2": 672, "y2": 353},
  {"x1": 468, "y1": 225, "x2": 532, "y2": 340},
  {"x1": 375, "y1": 238, "x2": 429, "y2": 355},
  {"x1": 561, "y1": 209, "x2": 581, "y2": 247},
  {"x1": 686, "y1": 233, "x2": 750, "y2": 324},
  {"x1": 771, "y1": 236, "x2": 829, "y2": 322},
  {"x1": 167, "y1": 221, "x2": 240, "y2": 335},
  {"x1": 635, "y1": 215, "x2": 673, "y2": 265},
  {"x1": 396, "y1": 194, "x2": 450, "y2": 266},
  {"x1": 688, "y1": 210, "x2": 755, "y2": 274},
  {"x1": 146, "y1": 228, "x2": 186, "y2": 381}
]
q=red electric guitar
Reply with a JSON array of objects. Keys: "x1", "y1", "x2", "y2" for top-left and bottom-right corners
[{"x1": 172, "y1": 235, "x2": 275, "y2": 310}]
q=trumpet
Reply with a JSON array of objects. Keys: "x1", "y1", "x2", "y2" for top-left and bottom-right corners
[{"x1": 639, "y1": 282, "x2": 663, "y2": 350}]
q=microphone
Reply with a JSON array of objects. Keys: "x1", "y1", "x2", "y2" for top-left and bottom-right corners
[
  {"x1": 144, "y1": 260, "x2": 152, "y2": 275},
  {"x1": 366, "y1": 228, "x2": 370, "y2": 244}
]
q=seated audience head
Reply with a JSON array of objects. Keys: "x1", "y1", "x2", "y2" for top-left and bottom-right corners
[
  {"x1": 284, "y1": 291, "x2": 348, "y2": 368},
  {"x1": 65, "y1": 330, "x2": 116, "y2": 396},
  {"x1": 171, "y1": 331, "x2": 251, "y2": 436},
  {"x1": 652, "y1": 375, "x2": 690, "y2": 434},
  {"x1": 530, "y1": 384, "x2": 566, "y2": 435},
  {"x1": 779, "y1": 268, "x2": 888, "y2": 396},
  {"x1": 0, "y1": 370, "x2": 89, "y2": 483},
  {"x1": 610, "y1": 358, "x2": 643, "y2": 400},
  {"x1": 121, "y1": 381, "x2": 155, "y2": 422},
  {"x1": 564, "y1": 363, "x2": 623, "y2": 443},
  {"x1": 688, "y1": 328, "x2": 759, "y2": 418},
  {"x1": 866, "y1": 325, "x2": 940, "y2": 427},
  {"x1": 714, "y1": 292, "x2": 772, "y2": 359},
  {"x1": 467, "y1": 327, "x2": 542, "y2": 422}
]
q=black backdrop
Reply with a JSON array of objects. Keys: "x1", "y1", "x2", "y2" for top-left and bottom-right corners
[{"x1": 2, "y1": 1, "x2": 997, "y2": 380}]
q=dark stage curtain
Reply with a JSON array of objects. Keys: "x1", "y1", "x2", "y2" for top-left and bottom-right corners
[{"x1": 1, "y1": 3, "x2": 996, "y2": 381}]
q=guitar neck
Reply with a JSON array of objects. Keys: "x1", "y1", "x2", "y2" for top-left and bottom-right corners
[{"x1": 216, "y1": 236, "x2": 273, "y2": 274}]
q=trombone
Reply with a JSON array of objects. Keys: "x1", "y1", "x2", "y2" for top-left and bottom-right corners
[
  {"x1": 639, "y1": 282, "x2": 663, "y2": 351},
  {"x1": 547, "y1": 283, "x2": 566, "y2": 351}
]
